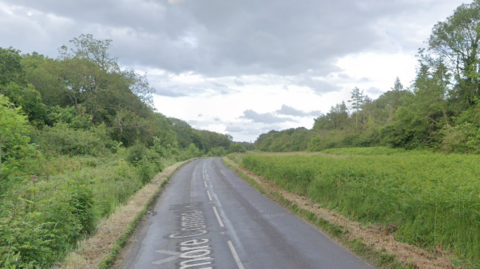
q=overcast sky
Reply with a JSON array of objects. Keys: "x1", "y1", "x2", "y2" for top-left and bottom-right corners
[{"x1": 0, "y1": 0, "x2": 467, "y2": 142}]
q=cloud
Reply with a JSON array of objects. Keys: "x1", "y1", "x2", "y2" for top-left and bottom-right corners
[
  {"x1": 240, "y1": 109, "x2": 296, "y2": 124},
  {"x1": 155, "y1": 88, "x2": 188, "y2": 97},
  {"x1": 366, "y1": 87, "x2": 384, "y2": 96},
  {"x1": 225, "y1": 125, "x2": 244, "y2": 132},
  {"x1": 0, "y1": 0, "x2": 464, "y2": 77},
  {"x1": 276, "y1": 105, "x2": 322, "y2": 117},
  {"x1": 234, "y1": 79, "x2": 244, "y2": 86},
  {"x1": 296, "y1": 76, "x2": 342, "y2": 95}
]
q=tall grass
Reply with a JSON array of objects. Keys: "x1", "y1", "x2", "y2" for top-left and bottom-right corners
[
  {"x1": 241, "y1": 151, "x2": 480, "y2": 266},
  {"x1": 0, "y1": 148, "x2": 166, "y2": 268}
]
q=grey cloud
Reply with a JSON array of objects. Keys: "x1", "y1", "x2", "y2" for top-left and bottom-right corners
[
  {"x1": 150, "y1": 75, "x2": 236, "y2": 97},
  {"x1": 0, "y1": 0, "x2": 464, "y2": 77},
  {"x1": 240, "y1": 109, "x2": 296, "y2": 124},
  {"x1": 366, "y1": 87, "x2": 384, "y2": 96},
  {"x1": 338, "y1": 73, "x2": 352, "y2": 80},
  {"x1": 213, "y1": 82, "x2": 228, "y2": 88},
  {"x1": 155, "y1": 88, "x2": 188, "y2": 97},
  {"x1": 225, "y1": 126, "x2": 244, "y2": 132},
  {"x1": 276, "y1": 105, "x2": 322, "y2": 117},
  {"x1": 234, "y1": 79, "x2": 244, "y2": 86},
  {"x1": 297, "y1": 77, "x2": 342, "y2": 95}
]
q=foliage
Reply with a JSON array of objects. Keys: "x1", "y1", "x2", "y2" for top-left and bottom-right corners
[
  {"x1": 428, "y1": 0, "x2": 480, "y2": 107},
  {"x1": 255, "y1": 127, "x2": 314, "y2": 152},
  {"x1": 228, "y1": 142, "x2": 247, "y2": 153},
  {"x1": 207, "y1": 146, "x2": 228, "y2": 157},
  {"x1": 0, "y1": 47, "x2": 25, "y2": 86},
  {"x1": 186, "y1": 143, "x2": 201, "y2": 159},
  {"x1": 0, "y1": 95, "x2": 35, "y2": 180},
  {"x1": 36, "y1": 122, "x2": 119, "y2": 156}
]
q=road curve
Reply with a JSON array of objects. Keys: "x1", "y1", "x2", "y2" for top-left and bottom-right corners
[{"x1": 119, "y1": 158, "x2": 375, "y2": 269}]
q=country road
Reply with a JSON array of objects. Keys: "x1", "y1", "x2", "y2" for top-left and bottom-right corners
[{"x1": 118, "y1": 158, "x2": 375, "y2": 269}]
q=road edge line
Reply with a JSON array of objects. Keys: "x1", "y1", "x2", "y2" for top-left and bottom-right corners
[
  {"x1": 212, "y1": 206, "x2": 225, "y2": 228},
  {"x1": 227, "y1": 240, "x2": 246, "y2": 269}
]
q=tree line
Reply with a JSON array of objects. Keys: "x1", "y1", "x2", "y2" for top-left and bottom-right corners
[
  {"x1": 0, "y1": 34, "x2": 251, "y2": 176},
  {"x1": 0, "y1": 34, "x2": 251, "y2": 268},
  {"x1": 256, "y1": 0, "x2": 480, "y2": 154}
]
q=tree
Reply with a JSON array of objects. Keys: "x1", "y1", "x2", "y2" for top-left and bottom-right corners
[
  {"x1": 348, "y1": 87, "x2": 364, "y2": 130},
  {"x1": 22, "y1": 53, "x2": 71, "y2": 107},
  {"x1": 0, "y1": 47, "x2": 25, "y2": 86},
  {"x1": 59, "y1": 34, "x2": 119, "y2": 72},
  {"x1": 391, "y1": 77, "x2": 404, "y2": 108},
  {"x1": 0, "y1": 95, "x2": 31, "y2": 177},
  {"x1": 0, "y1": 83, "x2": 47, "y2": 126},
  {"x1": 228, "y1": 143, "x2": 246, "y2": 153},
  {"x1": 428, "y1": 0, "x2": 480, "y2": 106}
]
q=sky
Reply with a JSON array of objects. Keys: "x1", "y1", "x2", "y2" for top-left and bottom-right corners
[{"x1": 0, "y1": 0, "x2": 468, "y2": 142}]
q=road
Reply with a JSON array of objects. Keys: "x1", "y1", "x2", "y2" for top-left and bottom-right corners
[{"x1": 119, "y1": 158, "x2": 375, "y2": 269}]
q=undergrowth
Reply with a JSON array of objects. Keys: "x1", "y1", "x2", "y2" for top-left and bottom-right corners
[{"x1": 0, "y1": 147, "x2": 169, "y2": 268}]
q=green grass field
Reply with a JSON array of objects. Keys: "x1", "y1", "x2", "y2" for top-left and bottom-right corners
[{"x1": 238, "y1": 147, "x2": 480, "y2": 267}]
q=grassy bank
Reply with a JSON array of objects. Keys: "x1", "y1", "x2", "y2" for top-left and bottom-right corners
[
  {"x1": 238, "y1": 148, "x2": 480, "y2": 267},
  {"x1": 0, "y1": 148, "x2": 171, "y2": 268}
]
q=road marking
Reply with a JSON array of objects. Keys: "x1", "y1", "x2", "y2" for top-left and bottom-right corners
[
  {"x1": 203, "y1": 174, "x2": 205, "y2": 179},
  {"x1": 153, "y1": 249, "x2": 181, "y2": 265},
  {"x1": 204, "y1": 181, "x2": 207, "y2": 188},
  {"x1": 228, "y1": 240, "x2": 245, "y2": 269},
  {"x1": 207, "y1": 190, "x2": 213, "y2": 201},
  {"x1": 212, "y1": 206, "x2": 225, "y2": 227}
]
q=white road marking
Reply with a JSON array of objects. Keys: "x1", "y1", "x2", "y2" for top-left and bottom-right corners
[
  {"x1": 228, "y1": 240, "x2": 246, "y2": 269},
  {"x1": 153, "y1": 249, "x2": 181, "y2": 265},
  {"x1": 204, "y1": 181, "x2": 207, "y2": 188},
  {"x1": 207, "y1": 190, "x2": 213, "y2": 201},
  {"x1": 203, "y1": 174, "x2": 205, "y2": 179},
  {"x1": 212, "y1": 206, "x2": 225, "y2": 227}
]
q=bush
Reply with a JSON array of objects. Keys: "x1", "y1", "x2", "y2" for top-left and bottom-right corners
[
  {"x1": 0, "y1": 178, "x2": 94, "y2": 268},
  {"x1": 440, "y1": 123, "x2": 480, "y2": 153},
  {"x1": 37, "y1": 122, "x2": 120, "y2": 156},
  {"x1": 207, "y1": 146, "x2": 227, "y2": 157}
]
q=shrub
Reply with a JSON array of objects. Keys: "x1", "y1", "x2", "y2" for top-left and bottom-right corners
[{"x1": 37, "y1": 122, "x2": 120, "y2": 156}]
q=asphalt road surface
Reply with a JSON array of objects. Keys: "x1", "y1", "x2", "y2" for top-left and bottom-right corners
[{"x1": 120, "y1": 158, "x2": 375, "y2": 269}]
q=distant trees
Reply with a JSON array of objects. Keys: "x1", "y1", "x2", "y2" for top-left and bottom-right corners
[
  {"x1": 255, "y1": 128, "x2": 314, "y2": 152},
  {"x1": 348, "y1": 87, "x2": 364, "y2": 130}
]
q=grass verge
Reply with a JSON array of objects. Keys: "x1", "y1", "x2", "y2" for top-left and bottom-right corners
[
  {"x1": 58, "y1": 159, "x2": 194, "y2": 269},
  {"x1": 223, "y1": 156, "x2": 451, "y2": 269}
]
